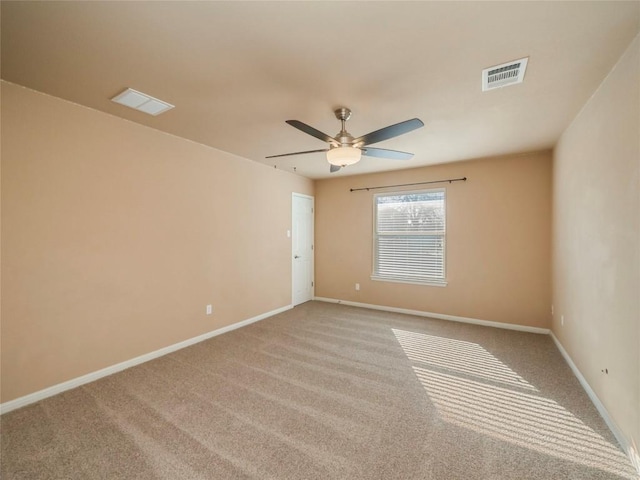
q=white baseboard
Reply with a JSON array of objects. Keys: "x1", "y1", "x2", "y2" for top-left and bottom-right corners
[
  {"x1": 313, "y1": 297, "x2": 550, "y2": 334},
  {"x1": 0, "y1": 304, "x2": 293, "y2": 415},
  {"x1": 550, "y1": 332, "x2": 640, "y2": 476}
]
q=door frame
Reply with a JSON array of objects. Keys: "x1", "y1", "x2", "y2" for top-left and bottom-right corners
[{"x1": 292, "y1": 193, "x2": 315, "y2": 305}]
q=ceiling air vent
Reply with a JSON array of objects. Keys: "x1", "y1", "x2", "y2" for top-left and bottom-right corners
[
  {"x1": 482, "y1": 57, "x2": 528, "y2": 92},
  {"x1": 111, "y1": 88, "x2": 174, "y2": 116}
]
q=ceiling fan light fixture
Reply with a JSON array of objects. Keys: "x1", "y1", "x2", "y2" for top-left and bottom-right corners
[{"x1": 327, "y1": 146, "x2": 361, "y2": 166}]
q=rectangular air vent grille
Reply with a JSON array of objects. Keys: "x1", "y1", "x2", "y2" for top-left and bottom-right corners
[
  {"x1": 111, "y1": 88, "x2": 174, "y2": 116},
  {"x1": 482, "y1": 57, "x2": 528, "y2": 91}
]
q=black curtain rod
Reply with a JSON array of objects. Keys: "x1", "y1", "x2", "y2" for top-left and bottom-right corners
[{"x1": 350, "y1": 176, "x2": 467, "y2": 192}]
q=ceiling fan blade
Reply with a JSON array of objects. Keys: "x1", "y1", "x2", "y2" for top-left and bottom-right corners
[
  {"x1": 329, "y1": 164, "x2": 341, "y2": 173},
  {"x1": 265, "y1": 149, "x2": 328, "y2": 159},
  {"x1": 286, "y1": 120, "x2": 338, "y2": 145},
  {"x1": 361, "y1": 147, "x2": 414, "y2": 160},
  {"x1": 354, "y1": 118, "x2": 424, "y2": 146}
]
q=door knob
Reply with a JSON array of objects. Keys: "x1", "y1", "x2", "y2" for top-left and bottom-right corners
[{"x1": 294, "y1": 255, "x2": 300, "y2": 259}]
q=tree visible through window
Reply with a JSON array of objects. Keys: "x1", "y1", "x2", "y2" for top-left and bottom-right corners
[{"x1": 373, "y1": 189, "x2": 446, "y2": 285}]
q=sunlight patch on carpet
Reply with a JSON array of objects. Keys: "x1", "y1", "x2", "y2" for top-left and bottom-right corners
[
  {"x1": 392, "y1": 329, "x2": 636, "y2": 479},
  {"x1": 393, "y1": 329, "x2": 536, "y2": 391}
]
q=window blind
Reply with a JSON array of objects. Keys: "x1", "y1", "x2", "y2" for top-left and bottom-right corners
[{"x1": 373, "y1": 189, "x2": 446, "y2": 284}]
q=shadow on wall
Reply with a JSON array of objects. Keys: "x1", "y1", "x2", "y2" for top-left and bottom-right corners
[{"x1": 392, "y1": 329, "x2": 636, "y2": 479}]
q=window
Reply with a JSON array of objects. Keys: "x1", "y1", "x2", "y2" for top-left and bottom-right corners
[{"x1": 372, "y1": 189, "x2": 446, "y2": 286}]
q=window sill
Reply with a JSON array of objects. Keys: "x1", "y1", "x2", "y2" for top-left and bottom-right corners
[{"x1": 370, "y1": 275, "x2": 448, "y2": 287}]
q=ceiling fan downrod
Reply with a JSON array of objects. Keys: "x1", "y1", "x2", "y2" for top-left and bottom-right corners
[{"x1": 334, "y1": 107, "x2": 354, "y2": 147}]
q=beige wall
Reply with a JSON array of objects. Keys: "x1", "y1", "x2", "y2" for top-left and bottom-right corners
[
  {"x1": 0, "y1": 82, "x2": 313, "y2": 403},
  {"x1": 315, "y1": 151, "x2": 552, "y2": 328},
  {"x1": 553, "y1": 35, "x2": 639, "y2": 462}
]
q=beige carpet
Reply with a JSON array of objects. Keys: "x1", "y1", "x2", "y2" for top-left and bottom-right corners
[{"x1": 1, "y1": 301, "x2": 637, "y2": 479}]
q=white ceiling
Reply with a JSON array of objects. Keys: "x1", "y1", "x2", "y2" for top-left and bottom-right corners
[{"x1": 2, "y1": 1, "x2": 639, "y2": 179}]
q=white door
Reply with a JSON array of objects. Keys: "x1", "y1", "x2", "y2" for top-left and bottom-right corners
[{"x1": 292, "y1": 193, "x2": 314, "y2": 306}]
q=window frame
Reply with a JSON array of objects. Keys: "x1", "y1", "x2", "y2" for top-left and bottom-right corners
[{"x1": 371, "y1": 188, "x2": 447, "y2": 287}]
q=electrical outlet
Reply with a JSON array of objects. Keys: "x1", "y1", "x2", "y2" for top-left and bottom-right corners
[
  {"x1": 355, "y1": 283, "x2": 360, "y2": 291},
  {"x1": 551, "y1": 305, "x2": 554, "y2": 315},
  {"x1": 561, "y1": 315, "x2": 564, "y2": 326},
  {"x1": 206, "y1": 304, "x2": 213, "y2": 315}
]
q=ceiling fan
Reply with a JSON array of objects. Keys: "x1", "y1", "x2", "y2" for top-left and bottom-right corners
[{"x1": 266, "y1": 108, "x2": 424, "y2": 173}]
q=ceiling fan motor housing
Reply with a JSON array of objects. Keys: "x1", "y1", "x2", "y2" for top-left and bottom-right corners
[{"x1": 334, "y1": 132, "x2": 355, "y2": 147}]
